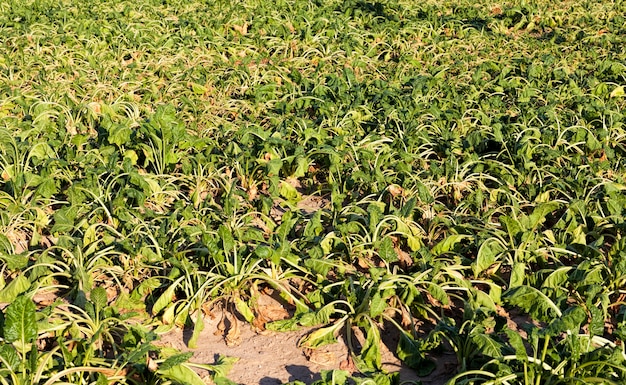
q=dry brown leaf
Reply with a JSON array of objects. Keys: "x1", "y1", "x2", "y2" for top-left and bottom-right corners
[
  {"x1": 304, "y1": 348, "x2": 336, "y2": 366},
  {"x1": 339, "y1": 355, "x2": 357, "y2": 372},
  {"x1": 232, "y1": 23, "x2": 248, "y2": 35},
  {"x1": 284, "y1": 175, "x2": 301, "y2": 189},
  {"x1": 357, "y1": 257, "x2": 371, "y2": 270},
  {"x1": 394, "y1": 245, "x2": 413, "y2": 269},
  {"x1": 225, "y1": 316, "x2": 242, "y2": 346},
  {"x1": 388, "y1": 184, "x2": 405, "y2": 197},
  {"x1": 247, "y1": 184, "x2": 258, "y2": 201}
]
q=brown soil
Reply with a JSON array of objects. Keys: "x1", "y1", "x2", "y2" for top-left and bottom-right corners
[{"x1": 156, "y1": 313, "x2": 457, "y2": 385}]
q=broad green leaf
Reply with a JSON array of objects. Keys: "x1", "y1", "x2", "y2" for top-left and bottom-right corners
[
  {"x1": 279, "y1": 181, "x2": 301, "y2": 202},
  {"x1": 473, "y1": 238, "x2": 504, "y2": 277},
  {"x1": 500, "y1": 216, "x2": 522, "y2": 240},
  {"x1": 377, "y1": 237, "x2": 397, "y2": 263},
  {"x1": 234, "y1": 297, "x2": 255, "y2": 324},
  {"x1": 96, "y1": 373, "x2": 108, "y2": 385},
  {"x1": 83, "y1": 224, "x2": 98, "y2": 246},
  {"x1": 527, "y1": 202, "x2": 560, "y2": 230},
  {"x1": 504, "y1": 329, "x2": 527, "y2": 361},
  {"x1": 107, "y1": 122, "x2": 132, "y2": 147},
  {"x1": 267, "y1": 158, "x2": 283, "y2": 175},
  {"x1": 152, "y1": 284, "x2": 177, "y2": 316},
  {"x1": 510, "y1": 262, "x2": 526, "y2": 288},
  {"x1": 158, "y1": 364, "x2": 206, "y2": 385},
  {"x1": 218, "y1": 225, "x2": 235, "y2": 252},
  {"x1": 0, "y1": 275, "x2": 31, "y2": 305},
  {"x1": 407, "y1": 233, "x2": 423, "y2": 252},
  {"x1": 588, "y1": 306, "x2": 605, "y2": 337},
  {"x1": 369, "y1": 292, "x2": 386, "y2": 318},
  {"x1": 431, "y1": 235, "x2": 471, "y2": 256},
  {"x1": 254, "y1": 246, "x2": 272, "y2": 260},
  {"x1": 304, "y1": 258, "x2": 333, "y2": 277},
  {"x1": 543, "y1": 306, "x2": 586, "y2": 336},
  {"x1": 188, "y1": 311, "x2": 204, "y2": 349},
  {"x1": 0, "y1": 344, "x2": 19, "y2": 371},
  {"x1": 471, "y1": 288, "x2": 497, "y2": 311},
  {"x1": 610, "y1": 85, "x2": 625, "y2": 98},
  {"x1": 396, "y1": 332, "x2": 435, "y2": 375},
  {"x1": 213, "y1": 377, "x2": 239, "y2": 385},
  {"x1": 159, "y1": 352, "x2": 194, "y2": 371},
  {"x1": 357, "y1": 323, "x2": 381, "y2": 371},
  {"x1": 210, "y1": 354, "x2": 239, "y2": 379},
  {"x1": 1, "y1": 254, "x2": 30, "y2": 270},
  {"x1": 470, "y1": 332, "x2": 503, "y2": 358},
  {"x1": 5, "y1": 295, "x2": 37, "y2": 351},
  {"x1": 91, "y1": 286, "x2": 107, "y2": 313},
  {"x1": 265, "y1": 318, "x2": 300, "y2": 332},
  {"x1": 542, "y1": 266, "x2": 571, "y2": 289},
  {"x1": 303, "y1": 211, "x2": 323, "y2": 237},
  {"x1": 427, "y1": 283, "x2": 449, "y2": 305},
  {"x1": 319, "y1": 369, "x2": 350, "y2": 385},
  {"x1": 504, "y1": 285, "x2": 562, "y2": 322},
  {"x1": 299, "y1": 324, "x2": 340, "y2": 348}
]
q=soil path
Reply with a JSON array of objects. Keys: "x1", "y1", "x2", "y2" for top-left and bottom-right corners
[{"x1": 157, "y1": 315, "x2": 455, "y2": 385}]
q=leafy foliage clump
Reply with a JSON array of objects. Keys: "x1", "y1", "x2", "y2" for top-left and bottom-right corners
[{"x1": 1, "y1": 0, "x2": 626, "y2": 383}]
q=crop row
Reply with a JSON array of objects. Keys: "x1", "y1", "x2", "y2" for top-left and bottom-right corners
[{"x1": 1, "y1": 0, "x2": 626, "y2": 384}]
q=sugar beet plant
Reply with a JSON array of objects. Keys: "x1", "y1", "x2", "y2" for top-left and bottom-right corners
[{"x1": 1, "y1": 0, "x2": 626, "y2": 383}]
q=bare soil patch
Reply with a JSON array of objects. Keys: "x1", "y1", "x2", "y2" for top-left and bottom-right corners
[{"x1": 156, "y1": 314, "x2": 455, "y2": 385}]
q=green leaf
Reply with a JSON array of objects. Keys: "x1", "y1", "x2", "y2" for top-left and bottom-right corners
[
  {"x1": 473, "y1": 238, "x2": 504, "y2": 277},
  {"x1": 0, "y1": 254, "x2": 30, "y2": 271},
  {"x1": 188, "y1": 311, "x2": 204, "y2": 349},
  {"x1": 319, "y1": 369, "x2": 350, "y2": 385},
  {"x1": 267, "y1": 158, "x2": 283, "y2": 175},
  {"x1": 431, "y1": 235, "x2": 471, "y2": 256},
  {"x1": 234, "y1": 297, "x2": 255, "y2": 324},
  {"x1": 4, "y1": 295, "x2": 37, "y2": 351},
  {"x1": 160, "y1": 352, "x2": 194, "y2": 371},
  {"x1": 543, "y1": 306, "x2": 586, "y2": 337},
  {"x1": 610, "y1": 85, "x2": 625, "y2": 98},
  {"x1": 527, "y1": 202, "x2": 560, "y2": 230},
  {"x1": 500, "y1": 215, "x2": 522, "y2": 240},
  {"x1": 396, "y1": 332, "x2": 435, "y2": 375},
  {"x1": 279, "y1": 181, "x2": 301, "y2": 202},
  {"x1": 254, "y1": 246, "x2": 272, "y2": 260},
  {"x1": 427, "y1": 283, "x2": 449, "y2": 305},
  {"x1": 210, "y1": 354, "x2": 239, "y2": 379},
  {"x1": 107, "y1": 122, "x2": 132, "y2": 147},
  {"x1": 369, "y1": 292, "x2": 386, "y2": 318},
  {"x1": 158, "y1": 364, "x2": 206, "y2": 385},
  {"x1": 0, "y1": 275, "x2": 30, "y2": 303},
  {"x1": 504, "y1": 285, "x2": 562, "y2": 322},
  {"x1": 471, "y1": 288, "x2": 497, "y2": 311},
  {"x1": 504, "y1": 328, "x2": 528, "y2": 362},
  {"x1": 0, "y1": 344, "x2": 19, "y2": 371},
  {"x1": 588, "y1": 306, "x2": 605, "y2": 337},
  {"x1": 299, "y1": 323, "x2": 340, "y2": 348},
  {"x1": 213, "y1": 377, "x2": 239, "y2": 385},
  {"x1": 91, "y1": 286, "x2": 108, "y2": 313},
  {"x1": 265, "y1": 318, "x2": 301, "y2": 332},
  {"x1": 152, "y1": 284, "x2": 177, "y2": 316},
  {"x1": 510, "y1": 262, "x2": 526, "y2": 288},
  {"x1": 218, "y1": 225, "x2": 235, "y2": 252},
  {"x1": 95, "y1": 373, "x2": 109, "y2": 385},
  {"x1": 542, "y1": 266, "x2": 571, "y2": 289},
  {"x1": 357, "y1": 323, "x2": 381, "y2": 371},
  {"x1": 470, "y1": 332, "x2": 503, "y2": 358},
  {"x1": 377, "y1": 237, "x2": 397, "y2": 263}
]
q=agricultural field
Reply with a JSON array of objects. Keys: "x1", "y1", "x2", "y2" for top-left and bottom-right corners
[{"x1": 1, "y1": 0, "x2": 626, "y2": 383}]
